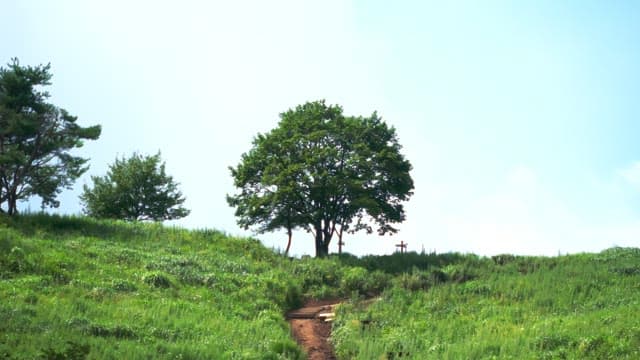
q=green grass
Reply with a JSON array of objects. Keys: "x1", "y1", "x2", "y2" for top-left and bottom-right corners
[
  {"x1": 1, "y1": 213, "x2": 638, "y2": 359},
  {"x1": 0, "y1": 214, "x2": 308, "y2": 359},
  {"x1": 330, "y1": 249, "x2": 640, "y2": 359}
]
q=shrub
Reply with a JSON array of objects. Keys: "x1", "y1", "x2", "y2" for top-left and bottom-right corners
[
  {"x1": 142, "y1": 271, "x2": 173, "y2": 288},
  {"x1": 292, "y1": 258, "x2": 341, "y2": 295},
  {"x1": 111, "y1": 279, "x2": 137, "y2": 292},
  {"x1": 492, "y1": 254, "x2": 516, "y2": 265},
  {"x1": 429, "y1": 269, "x2": 448, "y2": 284},
  {"x1": 87, "y1": 324, "x2": 137, "y2": 339},
  {"x1": 395, "y1": 271, "x2": 432, "y2": 291},
  {"x1": 267, "y1": 339, "x2": 304, "y2": 360},
  {"x1": 264, "y1": 277, "x2": 303, "y2": 311},
  {"x1": 536, "y1": 333, "x2": 573, "y2": 351},
  {"x1": 610, "y1": 265, "x2": 640, "y2": 276},
  {"x1": 39, "y1": 341, "x2": 90, "y2": 360},
  {"x1": 444, "y1": 264, "x2": 476, "y2": 284},
  {"x1": 364, "y1": 270, "x2": 392, "y2": 295},
  {"x1": 340, "y1": 267, "x2": 369, "y2": 295},
  {"x1": 1, "y1": 246, "x2": 33, "y2": 276}
]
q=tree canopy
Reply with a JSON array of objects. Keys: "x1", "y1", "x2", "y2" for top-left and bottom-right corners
[
  {"x1": 80, "y1": 152, "x2": 190, "y2": 221},
  {"x1": 0, "y1": 59, "x2": 101, "y2": 214},
  {"x1": 227, "y1": 100, "x2": 414, "y2": 257}
]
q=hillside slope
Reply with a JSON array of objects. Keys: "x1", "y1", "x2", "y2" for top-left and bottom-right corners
[
  {"x1": 0, "y1": 214, "x2": 308, "y2": 359},
  {"x1": 1, "y1": 214, "x2": 638, "y2": 359},
  {"x1": 331, "y1": 249, "x2": 640, "y2": 359}
]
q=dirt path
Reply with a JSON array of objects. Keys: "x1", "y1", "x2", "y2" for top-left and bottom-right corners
[{"x1": 286, "y1": 299, "x2": 341, "y2": 360}]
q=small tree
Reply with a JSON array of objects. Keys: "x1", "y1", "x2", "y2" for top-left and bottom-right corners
[
  {"x1": 80, "y1": 152, "x2": 189, "y2": 221},
  {"x1": 228, "y1": 100, "x2": 414, "y2": 257},
  {"x1": 0, "y1": 58, "x2": 101, "y2": 214}
]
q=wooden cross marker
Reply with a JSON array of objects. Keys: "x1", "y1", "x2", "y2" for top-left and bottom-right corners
[{"x1": 396, "y1": 240, "x2": 408, "y2": 254}]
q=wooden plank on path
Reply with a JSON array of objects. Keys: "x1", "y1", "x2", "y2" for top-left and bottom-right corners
[{"x1": 317, "y1": 312, "x2": 335, "y2": 319}]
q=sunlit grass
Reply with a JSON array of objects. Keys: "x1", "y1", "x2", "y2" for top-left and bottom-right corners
[
  {"x1": 0, "y1": 214, "x2": 304, "y2": 359},
  {"x1": 331, "y1": 248, "x2": 640, "y2": 359},
  {"x1": 2, "y1": 213, "x2": 638, "y2": 359}
]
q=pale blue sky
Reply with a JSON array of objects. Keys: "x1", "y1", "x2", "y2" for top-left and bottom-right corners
[{"x1": 2, "y1": 1, "x2": 639, "y2": 256}]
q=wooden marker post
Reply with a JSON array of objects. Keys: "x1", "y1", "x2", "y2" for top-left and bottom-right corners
[{"x1": 395, "y1": 240, "x2": 408, "y2": 254}]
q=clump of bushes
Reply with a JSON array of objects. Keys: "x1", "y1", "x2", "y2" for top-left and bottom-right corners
[
  {"x1": 142, "y1": 271, "x2": 173, "y2": 288},
  {"x1": 1, "y1": 246, "x2": 33, "y2": 277},
  {"x1": 39, "y1": 341, "x2": 90, "y2": 360},
  {"x1": 444, "y1": 263, "x2": 477, "y2": 283},
  {"x1": 111, "y1": 279, "x2": 137, "y2": 292},
  {"x1": 393, "y1": 269, "x2": 447, "y2": 291},
  {"x1": 264, "y1": 277, "x2": 303, "y2": 311},
  {"x1": 267, "y1": 339, "x2": 305, "y2": 360}
]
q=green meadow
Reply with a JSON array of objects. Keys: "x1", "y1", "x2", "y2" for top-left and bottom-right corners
[
  {"x1": 1, "y1": 214, "x2": 639, "y2": 359},
  {"x1": 332, "y1": 250, "x2": 640, "y2": 359}
]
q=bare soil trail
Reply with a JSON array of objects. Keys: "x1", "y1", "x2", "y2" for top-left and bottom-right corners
[{"x1": 286, "y1": 299, "x2": 341, "y2": 360}]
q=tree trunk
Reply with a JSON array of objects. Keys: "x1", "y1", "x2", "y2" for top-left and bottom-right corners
[
  {"x1": 285, "y1": 228, "x2": 292, "y2": 256},
  {"x1": 322, "y1": 220, "x2": 333, "y2": 256},
  {"x1": 315, "y1": 240, "x2": 329, "y2": 258},
  {"x1": 7, "y1": 191, "x2": 17, "y2": 215},
  {"x1": 314, "y1": 223, "x2": 329, "y2": 258}
]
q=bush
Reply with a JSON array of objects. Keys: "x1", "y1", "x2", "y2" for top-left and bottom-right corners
[
  {"x1": 40, "y1": 341, "x2": 90, "y2": 360},
  {"x1": 492, "y1": 254, "x2": 516, "y2": 265},
  {"x1": 264, "y1": 277, "x2": 303, "y2": 311},
  {"x1": 536, "y1": 333, "x2": 573, "y2": 351},
  {"x1": 267, "y1": 339, "x2": 304, "y2": 360},
  {"x1": 2, "y1": 246, "x2": 33, "y2": 276},
  {"x1": 292, "y1": 258, "x2": 341, "y2": 296},
  {"x1": 364, "y1": 270, "x2": 392, "y2": 295},
  {"x1": 392, "y1": 268, "x2": 449, "y2": 292},
  {"x1": 444, "y1": 264, "x2": 476, "y2": 284},
  {"x1": 142, "y1": 272, "x2": 173, "y2": 288},
  {"x1": 340, "y1": 267, "x2": 369, "y2": 295},
  {"x1": 111, "y1": 279, "x2": 137, "y2": 292},
  {"x1": 87, "y1": 324, "x2": 138, "y2": 339},
  {"x1": 395, "y1": 271, "x2": 431, "y2": 291}
]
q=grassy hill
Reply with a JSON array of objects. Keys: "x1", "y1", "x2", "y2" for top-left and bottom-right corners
[
  {"x1": 1, "y1": 214, "x2": 307, "y2": 359},
  {"x1": 332, "y1": 249, "x2": 640, "y2": 359},
  {"x1": 1, "y1": 214, "x2": 639, "y2": 359}
]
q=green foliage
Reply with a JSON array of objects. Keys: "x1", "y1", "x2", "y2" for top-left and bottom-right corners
[
  {"x1": 0, "y1": 214, "x2": 307, "y2": 359},
  {"x1": 80, "y1": 152, "x2": 189, "y2": 221},
  {"x1": 0, "y1": 58, "x2": 101, "y2": 215},
  {"x1": 228, "y1": 100, "x2": 414, "y2": 257},
  {"x1": 2, "y1": 214, "x2": 637, "y2": 359},
  {"x1": 341, "y1": 267, "x2": 391, "y2": 297},
  {"x1": 142, "y1": 271, "x2": 173, "y2": 288},
  {"x1": 0, "y1": 213, "x2": 394, "y2": 359},
  {"x1": 267, "y1": 339, "x2": 304, "y2": 360},
  {"x1": 39, "y1": 341, "x2": 90, "y2": 360},
  {"x1": 331, "y1": 248, "x2": 640, "y2": 359}
]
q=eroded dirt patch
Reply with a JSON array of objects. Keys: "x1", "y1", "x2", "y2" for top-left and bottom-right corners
[{"x1": 287, "y1": 300, "x2": 340, "y2": 360}]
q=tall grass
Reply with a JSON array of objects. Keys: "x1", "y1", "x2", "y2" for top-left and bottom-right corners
[
  {"x1": 330, "y1": 249, "x2": 640, "y2": 359},
  {"x1": 0, "y1": 214, "x2": 305, "y2": 359},
  {"x1": 0, "y1": 213, "x2": 392, "y2": 359},
  {"x1": 2, "y1": 214, "x2": 638, "y2": 359}
]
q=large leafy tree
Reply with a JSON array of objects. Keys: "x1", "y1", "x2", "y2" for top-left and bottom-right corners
[
  {"x1": 0, "y1": 59, "x2": 101, "y2": 215},
  {"x1": 80, "y1": 152, "x2": 190, "y2": 221},
  {"x1": 228, "y1": 100, "x2": 414, "y2": 257}
]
